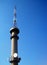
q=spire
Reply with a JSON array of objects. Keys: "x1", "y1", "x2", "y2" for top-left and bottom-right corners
[{"x1": 13, "y1": 6, "x2": 17, "y2": 27}]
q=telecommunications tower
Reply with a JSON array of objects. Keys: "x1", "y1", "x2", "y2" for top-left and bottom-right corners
[{"x1": 9, "y1": 7, "x2": 21, "y2": 65}]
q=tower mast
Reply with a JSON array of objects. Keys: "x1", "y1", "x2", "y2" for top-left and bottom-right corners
[
  {"x1": 13, "y1": 7, "x2": 16, "y2": 27},
  {"x1": 9, "y1": 7, "x2": 21, "y2": 65}
]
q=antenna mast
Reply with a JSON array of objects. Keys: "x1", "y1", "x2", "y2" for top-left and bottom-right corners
[{"x1": 13, "y1": 7, "x2": 17, "y2": 27}]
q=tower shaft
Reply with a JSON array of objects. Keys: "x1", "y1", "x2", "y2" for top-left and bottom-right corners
[
  {"x1": 9, "y1": 28, "x2": 20, "y2": 65},
  {"x1": 11, "y1": 31, "x2": 18, "y2": 56}
]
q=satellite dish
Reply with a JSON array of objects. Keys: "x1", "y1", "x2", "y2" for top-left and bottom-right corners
[{"x1": 13, "y1": 53, "x2": 18, "y2": 58}]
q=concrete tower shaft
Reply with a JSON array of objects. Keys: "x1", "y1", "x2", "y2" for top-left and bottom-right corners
[
  {"x1": 10, "y1": 27, "x2": 19, "y2": 57},
  {"x1": 10, "y1": 27, "x2": 20, "y2": 65}
]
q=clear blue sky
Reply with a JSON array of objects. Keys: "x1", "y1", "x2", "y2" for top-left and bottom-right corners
[{"x1": 0, "y1": 0, "x2": 47, "y2": 65}]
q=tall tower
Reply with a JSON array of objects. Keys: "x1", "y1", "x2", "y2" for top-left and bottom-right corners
[{"x1": 9, "y1": 7, "x2": 21, "y2": 65}]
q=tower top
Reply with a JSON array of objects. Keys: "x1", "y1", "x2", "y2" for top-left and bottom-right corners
[
  {"x1": 10, "y1": 7, "x2": 19, "y2": 34},
  {"x1": 13, "y1": 6, "x2": 17, "y2": 27}
]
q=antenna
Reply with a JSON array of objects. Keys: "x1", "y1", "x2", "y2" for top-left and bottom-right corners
[{"x1": 13, "y1": 6, "x2": 17, "y2": 27}]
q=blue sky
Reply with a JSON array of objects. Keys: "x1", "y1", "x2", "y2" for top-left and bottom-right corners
[{"x1": 0, "y1": 0, "x2": 47, "y2": 65}]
